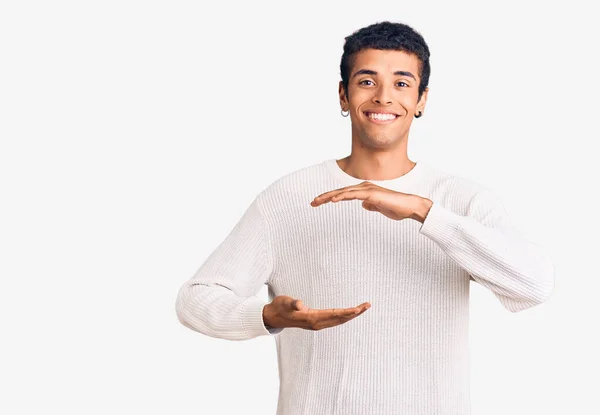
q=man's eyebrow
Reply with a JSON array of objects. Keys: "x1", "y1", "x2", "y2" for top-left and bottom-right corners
[{"x1": 351, "y1": 69, "x2": 417, "y2": 80}]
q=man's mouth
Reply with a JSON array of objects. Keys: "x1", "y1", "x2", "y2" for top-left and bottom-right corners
[{"x1": 363, "y1": 111, "x2": 399, "y2": 124}]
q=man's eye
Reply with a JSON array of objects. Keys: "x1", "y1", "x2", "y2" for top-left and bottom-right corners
[
  {"x1": 397, "y1": 82, "x2": 408, "y2": 87},
  {"x1": 359, "y1": 80, "x2": 374, "y2": 86}
]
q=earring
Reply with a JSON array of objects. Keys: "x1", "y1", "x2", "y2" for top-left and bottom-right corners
[
  {"x1": 415, "y1": 111, "x2": 423, "y2": 118},
  {"x1": 341, "y1": 109, "x2": 349, "y2": 117}
]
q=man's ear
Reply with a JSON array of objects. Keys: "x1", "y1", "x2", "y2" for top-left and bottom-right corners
[
  {"x1": 338, "y1": 81, "x2": 348, "y2": 110},
  {"x1": 416, "y1": 87, "x2": 429, "y2": 113}
]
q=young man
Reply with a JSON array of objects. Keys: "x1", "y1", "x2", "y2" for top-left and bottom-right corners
[{"x1": 175, "y1": 21, "x2": 554, "y2": 415}]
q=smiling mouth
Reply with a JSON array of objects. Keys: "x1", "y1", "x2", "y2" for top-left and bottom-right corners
[{"x1": 364, "y1": 112, "x2": 399, "y2": 124}]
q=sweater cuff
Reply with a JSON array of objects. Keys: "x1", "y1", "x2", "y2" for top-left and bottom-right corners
[
  {"x1": 418, "y1": 202, "x2": 460, "y2": 249},
  {"x1": 241, "y1": 296, "x2": 284, "y2": 337}
]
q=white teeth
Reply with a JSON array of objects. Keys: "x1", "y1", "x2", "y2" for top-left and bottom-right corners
[{"x1": 367, "y1": 113, "x2": 397, "y2": 121}]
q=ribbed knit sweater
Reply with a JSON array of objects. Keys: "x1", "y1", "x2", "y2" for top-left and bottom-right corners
[{"x1": 175, "y1": 158, "x2": 555, "y2": 415}]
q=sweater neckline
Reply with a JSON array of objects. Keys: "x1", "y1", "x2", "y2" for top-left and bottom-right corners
[{"x1": 324, "y1": 158, "x2": 426, "y2": 189}]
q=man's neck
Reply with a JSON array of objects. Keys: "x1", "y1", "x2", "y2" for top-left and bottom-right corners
[{"x1": 337, "y1": 151, "x2": 416, "y2": 181}]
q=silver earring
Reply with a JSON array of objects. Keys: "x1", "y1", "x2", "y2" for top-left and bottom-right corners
[{"x1": 341, "y1": 109, "x2": 349, "y2": 117}]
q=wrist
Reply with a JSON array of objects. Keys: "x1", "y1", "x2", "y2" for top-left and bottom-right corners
[
  {"x1": 410, "y1": 197, "x2": 433, "y2": 223},
  {"x1": 262, "y1": 303, "x2": 274, "y2": 328}
]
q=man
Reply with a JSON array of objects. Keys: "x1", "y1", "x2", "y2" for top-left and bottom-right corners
[{"x1": 175, "y1": 21, "x2": 554, "y2": 415}]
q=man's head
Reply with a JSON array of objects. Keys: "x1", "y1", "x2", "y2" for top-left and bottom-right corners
[{"x1": 339, "y1": 21, "x2": 431, "y2": 149}]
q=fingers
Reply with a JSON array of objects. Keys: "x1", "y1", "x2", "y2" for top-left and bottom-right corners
[
  {"x1": 358, "y1": 302, "x2": 371, "y2": 310},
  {"x1": 307, "y1": 303, "x2": 371, "y2": 330},
  {"x1": 314, "y1": 183, "x2": 369, "y2": 199},
  {"x1": 322, "y1": 303, "x2": 371, "y2": 318},
  {"x1": 332, "y1": 190, "x2": 373, "y2": 203},
  {"x1": 284, "y1": 299, "x2": 372, "y2": 330},
  {"x1": 311, "y1": 183, "x2": 372, "y2": 207},
  {"x1": 312, "y1": 306, "x2": 361, "y2": 319},
  {"x1": 311, "y1": 306, "x2": 370, "y2": 330},
  {"x1": 312, "y1": 190, "x2": 372, "y2": 207}
]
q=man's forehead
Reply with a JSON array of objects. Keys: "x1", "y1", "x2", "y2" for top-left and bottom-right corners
[
  {"x1": 353, "y1": 49, "x2": 420, "y2": 67},
  {"x1": 351, "y1": 49, "x2": 420, "y2": 79}
]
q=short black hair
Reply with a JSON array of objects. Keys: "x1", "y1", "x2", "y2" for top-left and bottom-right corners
[{"x1": 340, "y1": 21, "x2": 431, "y2": 101}]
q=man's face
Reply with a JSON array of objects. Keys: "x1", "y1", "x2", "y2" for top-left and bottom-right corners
[{"x1": 339, "y1": 48, "x2": 428, "y2": 150}]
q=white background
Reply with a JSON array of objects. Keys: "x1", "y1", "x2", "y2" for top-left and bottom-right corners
[{"x1": 1, "y1": 1, "x2": 598, "y2": 414}]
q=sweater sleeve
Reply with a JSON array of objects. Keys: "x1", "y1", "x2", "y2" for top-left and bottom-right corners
[
  {"x1": 175, "y1": 195, "x2": 284, "y2": 340},
  {"x1": 418, "y1": 189, "x2": 555, "y2": 312}
]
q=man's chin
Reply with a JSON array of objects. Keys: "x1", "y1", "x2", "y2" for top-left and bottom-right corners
[{"x1": 359, "y1": 136, "x2": 400, "y2": 149}]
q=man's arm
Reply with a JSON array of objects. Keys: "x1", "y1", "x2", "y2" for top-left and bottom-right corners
[
  {"x1": 416, "y1": 189, "x2": 555, "y2": 312},
  {"x1": 175, "y1": 195, "x2": 284, "y2": 340}
]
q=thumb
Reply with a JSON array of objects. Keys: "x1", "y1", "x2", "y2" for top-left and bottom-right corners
[
  {"x1": 292, "y1": 298, "x2": 306, "y2": 311},
  {"x1": 362, "y1": 200, "x2": 376, "y2": 211}
]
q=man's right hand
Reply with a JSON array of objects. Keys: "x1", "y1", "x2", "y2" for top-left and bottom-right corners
[{"x1": 262, "y1": 295, "x2": 371, "y2": 331}]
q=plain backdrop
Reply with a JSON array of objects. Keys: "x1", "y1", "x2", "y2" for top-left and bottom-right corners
[{"x1": 1, "y1": 1, "x2": 598, "y2": 414}]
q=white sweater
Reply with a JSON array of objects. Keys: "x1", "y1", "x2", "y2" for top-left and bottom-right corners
[{"x1": 175, "y1": 158, "x2": 554, "y2": 415}]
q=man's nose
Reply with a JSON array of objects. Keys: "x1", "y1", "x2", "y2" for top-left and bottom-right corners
[{"x1": 372, "y1": 86, "x2": 392, "y2": 105}]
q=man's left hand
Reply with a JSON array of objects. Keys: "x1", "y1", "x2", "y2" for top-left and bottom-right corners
[{"x1": 310, "y1": 181, "x2": 433, "y2": 223}]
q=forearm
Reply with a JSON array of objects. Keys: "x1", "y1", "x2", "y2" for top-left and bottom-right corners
[
  {"x1": 416, "y1": 196, "x2": 554, "y2": 311},
  {"x1": 176, "y1": 281, "x2": 273, "y2": 340},
  {"x1": 175, "y1": 195, "x2": 281, "y2": 339}
]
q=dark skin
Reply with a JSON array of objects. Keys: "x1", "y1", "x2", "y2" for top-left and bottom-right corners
[
  {"x1": 263, "y1": 296, "x2": 371, "y2": 331},
  {"x1": 263, "y1": 49, "x2": 433, "y2": 331}
]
